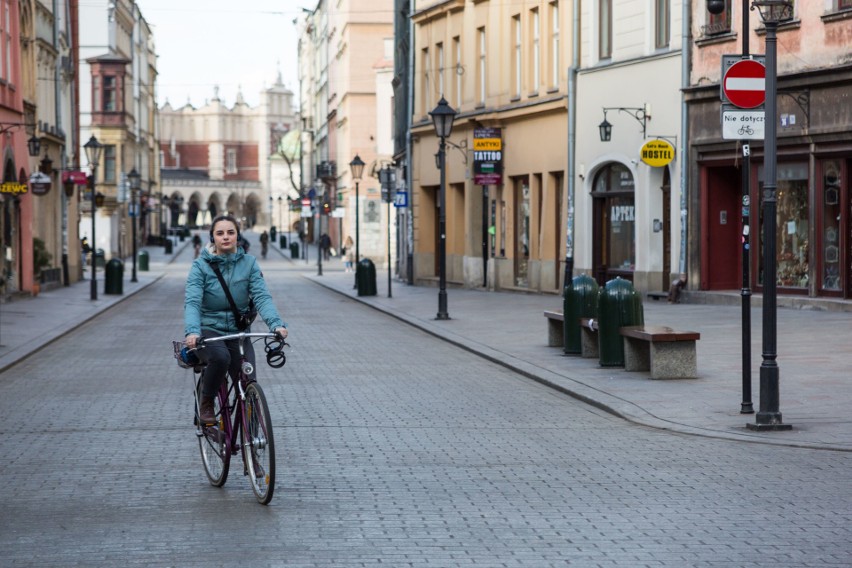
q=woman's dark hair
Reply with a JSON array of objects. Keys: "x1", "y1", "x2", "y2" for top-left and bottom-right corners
[{"x1": 209, "y1": 215, "x2": 241, "y2": 243}]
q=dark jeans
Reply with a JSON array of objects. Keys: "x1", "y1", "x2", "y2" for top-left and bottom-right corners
[{"x1": 197, "y1": 329, "x2": 257, "y2": 399}]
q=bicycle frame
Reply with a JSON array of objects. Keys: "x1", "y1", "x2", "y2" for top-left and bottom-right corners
[{"x1": 192, "y1": 331, "x2": 278, "y2": 503}]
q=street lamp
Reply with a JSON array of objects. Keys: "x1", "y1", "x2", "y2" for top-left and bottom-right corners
[
  {"x1": 429, "y1": 96, "x2": 457, "y2": 320},
  {"x1": 350, "y1": 154, "x2": 365, "y2": 287},
  {"x1": 277, "y1": 195, "x2": 283, "y2": 242},
  {"x1": 747, "y1": 0, "x2": 793, "y2": 432},
  {"x1": 128, "y1": 168, "x2": 141, "y2": 283},
  {"x1": 379, "y1": 164, "x2": 396, "y2": 298},
  {"x1": 84, "y1": 135, "x2": 103, "y2": 300}
]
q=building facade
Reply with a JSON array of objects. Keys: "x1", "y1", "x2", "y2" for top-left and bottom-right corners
[
  {"x1": 410, "y1": 0, "x2": 572, "y2": 292},
  {"x1": 79, "y1": 0, "x2": 159, "y2": 264},
  {"x1": 298, "y1": 0, "x2": 395, "y2": 263},
  {"x1": 687, "y1": 0, "x2": 852, "y2": 300},
  {"x1": 158, "y1": 77, "x2": 298, "y2": 234}
]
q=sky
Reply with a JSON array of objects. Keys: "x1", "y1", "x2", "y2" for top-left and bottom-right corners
[{"x1": 134, "y1": 0, "x2": 308, "y2": 109}]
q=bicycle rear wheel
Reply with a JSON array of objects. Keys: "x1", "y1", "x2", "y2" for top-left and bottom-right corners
[
  {"x1": 198, "y1": 389, "x2": 231, "y2": 487},
  {"x1": 240, "y1": 382, "x2": 275, "y2": 504}
]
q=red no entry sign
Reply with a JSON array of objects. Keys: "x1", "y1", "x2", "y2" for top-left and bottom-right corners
[{"x1": 723, "y1": 60, "x2": 766, "y2": 109}]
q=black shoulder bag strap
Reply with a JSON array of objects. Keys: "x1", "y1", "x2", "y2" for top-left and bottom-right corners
[{"x1": 206, "y1": 260, "x2": 243, "y2": 324}]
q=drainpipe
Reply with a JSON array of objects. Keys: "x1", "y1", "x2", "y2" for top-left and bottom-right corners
[
  {"x1": 679, "y1": 0, "x2": 691, "y2": 274},
  {"x1": 564, "y1": 0, "x2": 580, "y2": 286}
]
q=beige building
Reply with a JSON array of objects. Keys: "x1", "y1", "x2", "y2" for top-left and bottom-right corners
[
  {"x1": 297, "y1": 0, "x2": 395, "y2": 261},
  {"x1": 411, "y1": 0, "x2": 571, "y2": 292}
]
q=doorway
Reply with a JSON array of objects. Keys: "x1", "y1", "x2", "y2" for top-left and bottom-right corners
[
  {"x1": 592, "y1": 163, "x2": 635, "y2": 285},
  {"x1": 703, "y1": 166, "x2": 740, "y2": 290}
]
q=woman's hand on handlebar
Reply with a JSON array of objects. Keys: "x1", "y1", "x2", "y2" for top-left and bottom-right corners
[
  {"x1": 274, "y1": 327, "x2": 288, "y2": 340},
  {"x1": 185, "y1": 334, "x2": 200, "y2": 349}
]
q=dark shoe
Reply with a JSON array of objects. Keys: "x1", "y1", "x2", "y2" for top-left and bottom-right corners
[{"x1": 199, "y1": 397, "x2": 216, "y2": 425}]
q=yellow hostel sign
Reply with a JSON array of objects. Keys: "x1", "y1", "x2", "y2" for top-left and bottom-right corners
[{"x1": 640, "y1": 139, "x2": 675, "y2": 167}]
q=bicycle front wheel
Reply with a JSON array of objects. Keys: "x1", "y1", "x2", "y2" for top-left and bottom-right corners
[
  {"x1": 198, "y1": 390, "x2": 231, "y2": 487},
  {"x1": 241, "y1": 382, "x2": 275, "y2": 504}
]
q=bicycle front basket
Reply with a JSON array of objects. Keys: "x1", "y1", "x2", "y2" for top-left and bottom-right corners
[{"x1": 172, "y1": 340, "x2": 200, "y2": 369}]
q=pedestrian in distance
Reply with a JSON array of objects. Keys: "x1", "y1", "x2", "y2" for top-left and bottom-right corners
[
  {"x1": 320, "y1": 233, "x2": 331, "y2": 261},
  {"x1": 238, "y1": 233, "x2": 250, "y2": 253},
  {"x1": 259, "y1": 230, "x2": 269, "y2": 259},
  {"x1": 191, "y1": 233, "x2": 202, "y2": 259},
  {"x1": 343, "y1": 235, "x2": 354, "y2": 273},
  {"x1": 184, "y1": 215, "x2": 288, "y2": 424}
]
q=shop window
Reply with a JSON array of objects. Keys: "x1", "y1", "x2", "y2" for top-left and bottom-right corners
[
  {"x1": 821, "y1": 160, "x2": 842, "y2": 291},
  {"x1": 758, "y1": 162, "x2": 809, "y2": 288}
]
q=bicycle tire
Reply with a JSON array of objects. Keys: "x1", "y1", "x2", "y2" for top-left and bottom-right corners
[
  {"x1": 198, "y1": 389, "x2": 231, "y2": 487},
  {"x1": 240, "y1": 382, "x2": 275, "y2": 504}
]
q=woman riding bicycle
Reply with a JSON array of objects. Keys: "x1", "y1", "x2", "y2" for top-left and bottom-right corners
[{"x1": 184, "y1": 215, "x2": 287, "y2": 425}]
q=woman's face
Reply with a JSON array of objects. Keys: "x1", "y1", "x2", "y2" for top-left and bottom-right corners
[{"x1": 211, "y1": 220, "x2": 239, "y2": 254}]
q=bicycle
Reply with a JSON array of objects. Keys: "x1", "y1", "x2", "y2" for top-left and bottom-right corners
[{"x1": 173, "y1": 331, "x2": 287, "y2": 505}]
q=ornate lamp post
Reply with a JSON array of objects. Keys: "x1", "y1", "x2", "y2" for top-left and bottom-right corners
[
  {"x1": 128, "y1": 168, "x2": 141, "y2": 283},
  {"x1": 84, "y1": 136, "x2": 103, "y2": 300},
  {"x1": 350, "y1": 154, "x2": 365, "y2": 287},
  {"x1": 429, "y1": 96, "x2": 457, "y2": 320},
  {"x1": 748, "y1": 0, "x2": 793, "y2": 431}
]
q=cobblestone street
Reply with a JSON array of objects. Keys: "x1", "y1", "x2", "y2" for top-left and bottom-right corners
[{"x1": 1, "y1": 251, "x2": 850, "y2": 567}]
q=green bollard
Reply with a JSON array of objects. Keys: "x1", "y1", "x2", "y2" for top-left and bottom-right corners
[
  {"x1": 138, "y1": 250, "x2": 149, "y2": 271},
  {"x1": 597, "y1": 277, "x2": 644, "y2": 367},
  {"x1": 563, "y1": 274, "x2": 599, "y2": 354},
  {"x1": 104, "y1": 258, "x2": 124, "y2": 295},
  {"x1": 357, "y1": 258, "x2": 377, "y2": 296}
]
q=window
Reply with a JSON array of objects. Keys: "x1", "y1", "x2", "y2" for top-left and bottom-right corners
[
  {"x1": 226, "y1": 148, "x2": 238, "y2": 174},
  {"x1": 453, "y1": 36, "x2": 462, "y2": 106},
  {"x1": 840, "y1": 0, "x2": 852, "y2": 9},
  {"x1": 436, "y1": 42, "x2": 444, "y2": 98},
  {"x1": 655, "y1": 0, "x2": 670, "y2": 49},
  {"x1": 103, "y1": 146, "x2": 116, "y2": 182},
  {"x1": 530, "y1": 8, "x2": 540, "y2": 93},
  {"x1": 3, "y1": 3, "x2": 9, "y2": 81},
  {"x1": 103, "y1": 76, "x2": 117, "y2": 112},
  {"x1": 512, "y1": 15, "x2": 522, "y2": 99},
  {"x1": 477, "y1": 27, "x2": 486, "y2": 106},
  {"x1": 421, "y1": 47, "x2": 430, "y2": 114},
  {"x1": 599, "y1": 0, "x2": 612, "y2": 59},
  {"x1": 93, "y1": 76, "x2": 101, "y2": 113},
  {"x1": 550, "y1": 2, "x2": 560, "y2": 89},
  {"x1": 702, "y1": 0, "x2": 732, "y2": 36}
]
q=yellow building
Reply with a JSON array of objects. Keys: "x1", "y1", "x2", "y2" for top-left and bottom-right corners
[{"x1": 411, "y1": 0, "x2": 570, "y2": 292}]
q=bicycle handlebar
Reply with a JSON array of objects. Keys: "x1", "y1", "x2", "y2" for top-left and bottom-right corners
[
  {"x1": 196, "y1": 331, "x2": 283, "y2": 346},
  {"x1": 195, "y1": 331, "x2": 288, "y2": 369}
]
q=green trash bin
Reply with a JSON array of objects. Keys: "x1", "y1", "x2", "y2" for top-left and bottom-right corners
[
  {"x1": 597, "y1": 277, "x2": 644, "y2": 367},
  {"x1": 94, "y1": 248, "x2": 105, "y2": 268},
  {"x1": 164, "y1": 239, "x2": 173, "y2": 254},
  {"x1": 138, "y1": 250, "x2": 150, "y2": 271},
  {"x1": 357, "y1": 258, "x2": 377, "y2": 297},
  {"x1": 104, "y1": 258, "x2": 124, "y2": 295},
  {"x1": 563, "y1": 274, "x2": 600, "y2": 354},
  {"x1": 280, "y1": 235, "x2": 286, "y2": 248},
  {"x1": 289, "y1": 242, "x2": 299, "y2": 258}
]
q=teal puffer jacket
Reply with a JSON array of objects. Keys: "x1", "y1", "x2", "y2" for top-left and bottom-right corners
[{"x1": 184, "y1": 244, "x2": 285, "y2": 337}]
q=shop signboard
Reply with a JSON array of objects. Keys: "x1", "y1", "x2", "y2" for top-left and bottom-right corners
[{"x1": 473, "y1": 128, "x2": 502, "y2": 186}]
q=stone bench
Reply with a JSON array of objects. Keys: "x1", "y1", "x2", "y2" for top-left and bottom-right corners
[
  {"x1": 619, "y1": 325, "x2": 700, "y2": 379},
  {"x1": 543, "y1": 310, "x2": 564, "y2": 347},
  {"x1": 579, "y1": 317, "x2": 599, "y2": 358}
]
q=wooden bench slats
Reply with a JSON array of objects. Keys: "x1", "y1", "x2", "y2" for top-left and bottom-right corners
[{"x1": 620, "y1": 325, "x2": 699, "y2": 342}]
